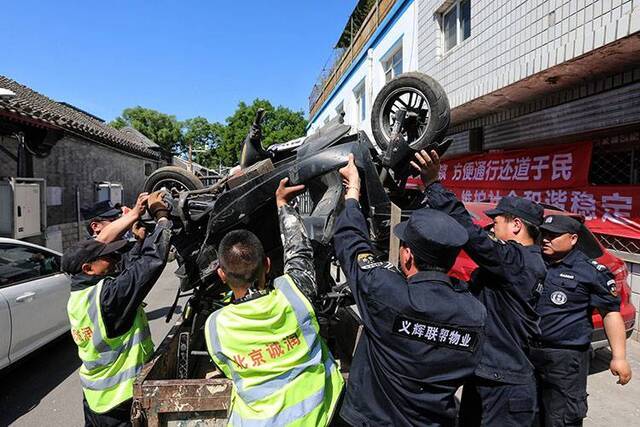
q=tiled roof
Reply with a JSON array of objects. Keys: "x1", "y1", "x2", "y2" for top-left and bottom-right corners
[
  {"x1": 120, "y1": 126, "x2": 161, "y2": 150},
  {"x1": 0, "y1": 75, "x2": 161, "y2": 159}
]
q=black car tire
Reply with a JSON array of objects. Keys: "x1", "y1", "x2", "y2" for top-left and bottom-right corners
[
  {"x1": 371, "y1": 72, "x2": 450, "y2": 151},
  {"x1": 144, "y1": 166, "x2": 204, "y2": 193}
]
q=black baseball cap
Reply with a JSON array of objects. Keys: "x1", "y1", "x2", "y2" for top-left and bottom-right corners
[
  {"x1": 540, "y1": 215, "x2": 581, "y2": 234},
  {"x1": 484, "y1": 196, "x2": 544, "y2": 226},
  {"x1": 393, "y1": 208, "x2": 468, "y2": 267},
  {"x1": 62, "y1": 239, "x2": 129, "y2": 274},
  {"x1": 81, "y1": 200, "x2": 122, "y2": 221}
]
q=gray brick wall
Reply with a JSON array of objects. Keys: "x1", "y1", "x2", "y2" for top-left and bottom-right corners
[
  {"x1": 417, "y1": 0, "x2": 640, "y2": 109},
  {"x1": 0, "y1": 134, "x2": 163, "y2": 250}
]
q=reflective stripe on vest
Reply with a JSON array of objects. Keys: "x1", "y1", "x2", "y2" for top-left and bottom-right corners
[
  {"x1": 207, "y1": 275, "x2": 341, "y2": 426},
  {"x1": 229, "y1": 387, "x2": 325, "y2": 427},
  {"x1": 207, "y1": 276, "x2": 334, "y2": 404},
  {"x1": 68, "y1": 278, "x2": 153, "y2": 412},
  {"x1": 80, "y1": 365, "x2": 142, "y2": 391},
  {"x1": 81, "y1": 286, "x2": 151, "y2": 373}
]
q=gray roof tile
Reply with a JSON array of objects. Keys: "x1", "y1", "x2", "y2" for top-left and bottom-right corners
[{"x1": 0, "y1": 75, "x2": 161, "y2": 159}]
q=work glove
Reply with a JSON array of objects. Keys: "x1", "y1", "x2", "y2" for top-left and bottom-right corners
[{"x1": 148, "y1": 191, "x2": 170, "y2": 220}]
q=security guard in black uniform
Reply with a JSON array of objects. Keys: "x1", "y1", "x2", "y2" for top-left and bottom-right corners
[
  {"x1": 411, "y1": 150, "x2": 547, "y2": 426},
  {"x1": 333, "y1": 154, "x2": 487, "y2": 427},
  {"x1": 83, "y1": 194, "x2": 150, "y2": 244},
  {"x1": 530, "y1": 214, "x2": 632, "y2": 426}
]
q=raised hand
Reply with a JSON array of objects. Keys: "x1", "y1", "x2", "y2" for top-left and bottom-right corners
[
  {"x1": 410, "y1": 149, "x2": 441, "y2": 186},
  {"x1": 275, "y1": 178, "x2": 306, "y2": 208},
  {"x1": 339, "y1": 153, "x2": 361, "y2": 200}
]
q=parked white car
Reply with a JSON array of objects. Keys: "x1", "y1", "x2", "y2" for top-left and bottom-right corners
[{"x1": 0, "y1": 237, "x2": 71, "y2": 369}]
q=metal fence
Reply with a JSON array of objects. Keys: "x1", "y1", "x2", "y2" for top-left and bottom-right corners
[
  {"x1": 595, "y1": 233, "x2": 640, "y2": 255},
  {"x1": 589, "y1": 132, "x2": 640, "y2": 254},
  {"x1": 308, "y1": 48, "x2": 347, "y2": 113}
]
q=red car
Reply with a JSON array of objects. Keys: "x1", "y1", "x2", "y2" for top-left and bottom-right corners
[{"x1": 450, "y1": 202, "x2": 636, "y2": 348}]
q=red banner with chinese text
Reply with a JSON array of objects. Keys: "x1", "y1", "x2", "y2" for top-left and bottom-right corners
[
  {"x1": 406, "y1": 141, "x2": 640, "y2": 239},
  {"x1": 440, "y1": 142, "x2": 592, "y2": 190},
  {"x1": 445, "y1": 187, "x2": 640, "y2": 239}
]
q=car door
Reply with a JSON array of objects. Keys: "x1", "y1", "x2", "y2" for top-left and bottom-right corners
[
  {"x1": 0, "y1": 291, "x2": 10, "y2": 369},
  {"x1": 0, "y1": 242, "x2": 71, "y2": 364}
]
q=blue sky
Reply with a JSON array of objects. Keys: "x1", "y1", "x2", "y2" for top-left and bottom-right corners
[{"x1": 1, "y1": 1, "x2": 356, "y2": 123}]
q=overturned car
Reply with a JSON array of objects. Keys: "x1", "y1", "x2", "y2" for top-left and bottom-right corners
[{"x1": 132, "y1": 72, "x2": 452, "y2": 426}]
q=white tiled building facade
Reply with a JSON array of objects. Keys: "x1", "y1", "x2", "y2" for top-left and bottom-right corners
[
  {"x1": 418, "y1": 0, "x2": 640, "y2": 109},
  {"x1": 309, "y1": 0, "x2": 640, "y2": 134},
  {"x1": 308, "y1": 0, "x2": 640, "y2": 339}
]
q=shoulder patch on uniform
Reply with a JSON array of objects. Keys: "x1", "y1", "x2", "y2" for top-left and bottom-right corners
[
  {"x1": 357, "y1": 252, "x2": 386, "y2": 270},
  {"x1": 589, "y1": 259, "x2": 608, "y2": 272},
  {"x1": 393, "y1": 315, "x2": 479, "y2": 352},
  {"x1": 607, "y1": 279, "x2": 618, "y2": 297}
]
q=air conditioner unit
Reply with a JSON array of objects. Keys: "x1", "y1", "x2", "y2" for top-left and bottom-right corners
[
  {"x1": 95, "y1": 181, "x2": 123, "y2": 205},
  {"x1": 0, "y1": 178, "x2": 47, "y2": 239}
]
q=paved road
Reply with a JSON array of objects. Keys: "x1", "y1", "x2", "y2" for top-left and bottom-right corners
[
  {"x1": 0, "y1": 262, "x2": 183, "y2": 427},
  {"x1": 2, "y1": 261, "x2": 639, "y2": 426},
  {"x1": 585, "y1": 340, "x2": 640, "y2": 426}
]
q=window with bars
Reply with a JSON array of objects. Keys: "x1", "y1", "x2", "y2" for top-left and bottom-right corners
[{"x1": 589, "y1": 132, "x2": 640, "y2": 185}]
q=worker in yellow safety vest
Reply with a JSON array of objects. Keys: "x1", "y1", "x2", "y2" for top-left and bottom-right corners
[
  {"x1": 63, "y1": 191, "x2": 172, "y2": 427},
  {"x1": 205, "y1": 178, "x2": 344, "y2": 426}
]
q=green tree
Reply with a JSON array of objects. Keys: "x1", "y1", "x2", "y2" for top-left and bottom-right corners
[
  {"x1": 110, "y1": 100, "x2": 307, "y2": 167},
  {"x1": 218, "y1": 99, "x2": 307, "y2": 166},
  {"x1": 111, "y1": 107, "x2": 184, "y2": 154},
  {"x1": 183, "y1": 116, "x2": 226, "y2": 168}
]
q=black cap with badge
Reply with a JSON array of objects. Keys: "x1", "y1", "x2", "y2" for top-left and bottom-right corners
[
  {"x1": 393, "y1": 208, "x2": 468, "y2": 269},
  {"x1": 484, "y1": 196, "x2": 544, "y2": 226},
  {"x1": 81, "y1": 200, "x2": 122, "y2": 221},
  {"x1": 62, "y1": 239, "x2": 129, "y2": 274},
  {"x1": 540, "y1": 215, "x2": 581, "y2": 235}
]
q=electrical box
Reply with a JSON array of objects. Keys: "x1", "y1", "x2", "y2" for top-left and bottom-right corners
[
  {"x1": 0, "y1": 178, "x2": 47, "y2": 239},
  {"x1": 95, "y1": 181, "x2": 123, "y2": 205}
]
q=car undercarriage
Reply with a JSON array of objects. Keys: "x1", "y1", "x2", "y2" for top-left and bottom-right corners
[{"x1": 137, "y1": 72, "x2": 452, "y2": 384}]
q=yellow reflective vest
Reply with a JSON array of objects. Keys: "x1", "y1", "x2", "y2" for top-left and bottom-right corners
[
  {"x1": 205, "y1": 274, "x2": 344, "y2": 426},
  {"x1": 67, "y1": 278, "x2": 154, "y2": 413}
]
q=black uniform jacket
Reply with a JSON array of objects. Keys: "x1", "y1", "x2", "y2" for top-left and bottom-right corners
[
  {"x1": 424, "y1": 182, "x2": 547, "y2": 384},
  {"x1": 71, "y1": 220, "x2": 172, "y2": 338},
  {"x1": 334, "y1": 198, "x2": 487, "y2": 427},
  {"x1": 537, "y1": 248, "x2": 621, "y2": 347}
]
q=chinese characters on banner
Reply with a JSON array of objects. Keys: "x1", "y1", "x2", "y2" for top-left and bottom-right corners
[
  {"x1": 448, "y1": 187, "x2": 640, "y2": 239},
  {"x1": 408, "y1": 141, "x2": 640, "y2": 239},
  {"x1": 440, "y1": 142, "x2": 593, "y2": 190}
]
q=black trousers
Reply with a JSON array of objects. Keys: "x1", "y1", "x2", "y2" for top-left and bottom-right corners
[
  {"x1": 458, "y1": 376, "x2": 537, "y2": 427},
  {"x1": 83, "y1": 397, "x2": 132, "y2": 427},
  {"x1": 529, "y1": 347, "x2": 590, "y2": 427}
]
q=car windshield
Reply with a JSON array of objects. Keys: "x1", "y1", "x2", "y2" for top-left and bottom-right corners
[{"x1": 575, "y1": 224, "x2": 604, "y2": 259}]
